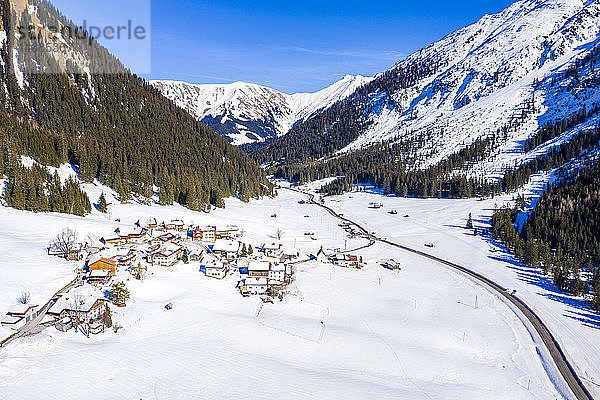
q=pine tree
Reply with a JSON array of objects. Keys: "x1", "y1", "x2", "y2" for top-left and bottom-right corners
[
  {"x1": 591, "y1": 280, "x2": 600, "y2": 311},
  {"x1": 525, "y1": 238, "x2": 539, "y2": 268},
  {"x1": 182, "y1": 248, "x2": 189, "y2": 264},
  {"x1": 570, "y1": 270, "x2": 586, "y2": 296},
  {"x1": 540, "y1": 242, "x2": 553, "y2": 275},
  {"x1": 101, "y1": 303, "x2": 112, "y2": 328},
  {"x1": 134, "y1": 263, "x2": 143, "y2": 280},
  {"x1": 466, "y1": 213, "x2": 473, "y2": 229},
  {"x1": 554, "y1": 265, "x2": 568, "y2": 292},
  {"x1": 109, "y1": 281, "x2": 130, "y2": 307},
  {"x1": 97, "y1": 192, "x2": 107, "y2": 213}
]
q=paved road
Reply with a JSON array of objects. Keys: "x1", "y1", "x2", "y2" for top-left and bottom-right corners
[
  {"x1": 0, "y1": 273, "x2": 81, "y2": 347},
  {"x1": 290, "y1": 187, "x2": 594, "y2": 400}
]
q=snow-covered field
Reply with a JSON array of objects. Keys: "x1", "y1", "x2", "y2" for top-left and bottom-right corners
[
  {"x1": 314, "y1": 184, "x2": 600, "y2": 398},
  {"x1": 0, "y1": 182, "x2": 589, "y2": 399}
]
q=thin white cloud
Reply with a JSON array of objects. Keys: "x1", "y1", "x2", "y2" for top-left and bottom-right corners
[{"x1": 290, "y1": 46, "x2": 407, "y2": 61}]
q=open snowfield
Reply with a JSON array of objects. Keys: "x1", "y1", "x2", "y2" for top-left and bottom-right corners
[
  {"x1": 313, "y1": 183, "x2": 600, "y2": 398},
  {"x1": 0, "y1": 182, "x2": 590, "y2": 399}
]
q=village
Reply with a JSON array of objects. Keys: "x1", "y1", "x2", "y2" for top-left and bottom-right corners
[{"x1": 1, "y1": 215, "x2": 380, "y2": 340}]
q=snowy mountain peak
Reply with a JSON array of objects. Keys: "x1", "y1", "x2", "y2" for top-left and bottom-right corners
[{"x1": 151, "y1": 75, "x2": 371, "y2": 146}]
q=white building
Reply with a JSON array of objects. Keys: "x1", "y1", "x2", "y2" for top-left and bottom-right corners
[
  {"x1": 261, "y1": 242, "x2": 283, "y2": 257},
  {"x1": 332, "y1": 253, "x2": 363, "y2": 269},
  {"x1": 188, "y1": 248, "x2": 205, "y2": 262},
  {"x1": 150, "y1": 243, "x2": 182, "y2": 266},
  {"x1": 203, "y1": 258, "x2": 228, "y2": 279},
  {"x1": 240, "y1": 277, "x2": 268, "y2": 296},
  {"x1": 1, "y1": 304, "x2": 38, "y2": 330},
  {"x1": 246, "y1": 257, "x2": 288, "y2": 281},
  {"x1": 190, "y1": 226, "x2": 216, "y2": 243},
  {"x1": 212, "y1": 239, "x2": 240, "y2": 260},
  {"x1": 171, "y1": 219, "x2": 186, "y2": 232},
  {"x1": 216, "y1": 225, "x2": 241, "y2": 239},
  {"x1": 107, "y1": 247, "x2": 136, "y2": 267},
  {"x1": 48, "y1": 287, "x2": 107, "y2": 324}
]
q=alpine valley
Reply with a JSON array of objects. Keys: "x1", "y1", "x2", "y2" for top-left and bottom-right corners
[{"x1": 1, "y1": 0, "x2": 600, "y2": 399}]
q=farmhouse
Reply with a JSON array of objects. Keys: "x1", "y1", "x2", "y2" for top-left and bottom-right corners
[
  {"x1": 332, "y1": 253, "x2": 363, "y2": 269},
  {"x1": 163, "y1": 221, "x2": 177, "y2": 230},
  {"x1": 381, "y1": 259, "x2": 401, "y2": 271},
  {"x1": 246, "y1": 258, "x2": 288, "y2": 283},
  {"x1": 125, "y1": 227, "x2": 147, "y2": 244},
  {"x1": 188, "y1": 248, "x2": 205, "y2": 262},
  {"x1": 150, "y1": 231, "x2": 177, "y2": 244},
  {"x1": 102, "y1": 235, "x2": 122, "y2": 246},
  {"x1": 171, "y1": 219, "x2": 186, "y2": 232},
  {"x1": 109, "y1": 247, "x2": 136, "y2": 267},
  {"x1": 0, "y1": 304, "x2": 39, "y2": 330},
  {"x1": 211, "y1": 239, "x2": 240, "y2": 260},
  {"x1": 48, "y1": 288, "x2": 107, "y2": 324},
  {"x1": 239, "y1": 277, "x2": 269, "y2": 296},
  {"x1": 88, "y1": 255, "x2": 117, "y2": 275}
]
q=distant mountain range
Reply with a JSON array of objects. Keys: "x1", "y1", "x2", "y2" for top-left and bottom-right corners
[{"x1": 151, "y1": 75, "x2": 371, "y2": 146}]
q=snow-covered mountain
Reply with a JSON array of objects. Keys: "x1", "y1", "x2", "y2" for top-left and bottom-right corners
[
  {"x1": 352, "y1": 0, "x2": 600, "y2": 176},
  {"x1": 257, "y1": 0, "x2": 600, "y2": 179},
  {"x1": 151, "y1": 75, "x2": 371, "y2": 145}
]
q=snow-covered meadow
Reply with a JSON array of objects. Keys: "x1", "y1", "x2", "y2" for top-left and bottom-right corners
[
  {"x1": 316, "y1": 183, "x2": 600, "y2": 399},
  {"x1": 0, "y1": 180, "x2": 585, "y2": 399}
]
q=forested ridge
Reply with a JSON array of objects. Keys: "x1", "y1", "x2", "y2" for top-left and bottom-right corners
[
  {"x1": 268, "y1": 102, "x2": 600, "y2": 202},
  {"x1": 491, "y1": 159, "x2": 600, "y2": 310},
  {"x1": 0, "y1": 0, "x2": 271, "y2": 215}
]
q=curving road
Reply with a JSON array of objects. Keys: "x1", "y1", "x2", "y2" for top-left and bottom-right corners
[{"x1": 290, "y1": 187, "x2": 594, "y2": 400}]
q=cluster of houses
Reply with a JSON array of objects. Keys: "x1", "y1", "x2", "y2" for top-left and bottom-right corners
[
  {"x1": 3, "y1": 215, "x2": 332, "y2": 338},
  {"x1": 236, "y1": 243, "x2": 293, "y2": 297}
]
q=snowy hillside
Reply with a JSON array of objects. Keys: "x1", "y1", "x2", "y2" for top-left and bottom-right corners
[
  {"x1": 151, "y1": 75, "x2": 371, "y2": 145},
  {"x1": 343, "y1": 0, "x2": 600, "y2": 177},
  {"x1": 253, "y1": 0, "x2": 600, "y2": 183},
  {"x1": 0, "y1": 179, "x2": 585, "y2": 399}
]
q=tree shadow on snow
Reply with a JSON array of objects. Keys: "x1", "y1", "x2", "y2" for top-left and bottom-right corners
[
  {"x1": 502, "y1": 263, "x2": 565, "y2": 295},
  {"x1": 562, "y1": 309, "x2": 600, "y2": 331},
  {"x1": 500, "y1": 262, "x2": 600, "y2": 329}
]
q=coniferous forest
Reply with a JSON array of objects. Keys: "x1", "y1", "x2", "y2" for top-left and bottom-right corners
[
  {"x1": 0, "y1": 0, "x2": 271, "y2": 215},
  {"x1": 491, "y1": 159, "x2": 600, "y2": 311}
]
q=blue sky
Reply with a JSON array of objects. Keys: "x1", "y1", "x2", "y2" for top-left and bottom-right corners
[{"x1": 51, "y1": 0, "x2": 515, "y2": 93}]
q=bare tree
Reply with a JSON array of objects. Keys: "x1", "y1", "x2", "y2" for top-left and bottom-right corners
[
  {"x1": 17, "y1": 291, "x2": 31, "y2": 304},
  {"x1": 51, "y1": 228, "x2": 79, "y2": 259},
  {"x1": 276, "y1": 228, "x2": 284, "y2": 241}
]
